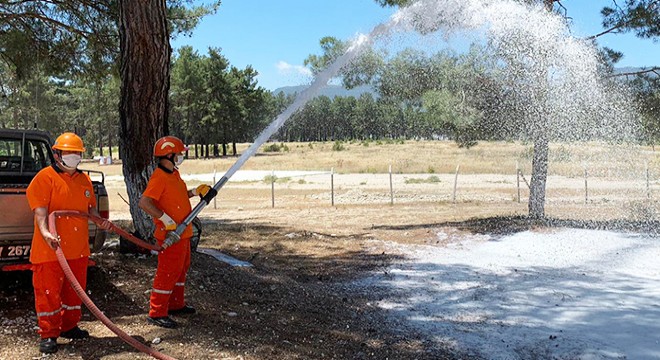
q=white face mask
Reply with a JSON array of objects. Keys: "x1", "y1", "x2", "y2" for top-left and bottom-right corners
[
  {"x1": 175, "y1": 154, "x2": 185, "y2": 166},
  {"x1": 61, "y1": 154, "x2": 82, "y2": 169}
]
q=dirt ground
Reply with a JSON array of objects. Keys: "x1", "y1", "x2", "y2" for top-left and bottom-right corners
[
  {"x1": 2, "y1": 166, "x2": 658, "y2": 360},
  {"x1": 0, "y1": 203, "x2": 471, "y2": 360}
]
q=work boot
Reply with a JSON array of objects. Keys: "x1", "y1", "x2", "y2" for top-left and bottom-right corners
[
  {"x1": 147, "y1": 316, "x2": 178, "y2": 329},
  {"x1": 39, "y1": 337, "x2": 58, "y2": 354},
  {"x1": 60, "y1": 326, "x2": 90, "y2": 339},
  {"x1": 168, "y1": 305, "x2": 196, "y2": 316}
]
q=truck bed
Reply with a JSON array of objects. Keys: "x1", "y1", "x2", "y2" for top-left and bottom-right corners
[{"x1": 0, "y1": 186, "x2": 33, "y2": 262}]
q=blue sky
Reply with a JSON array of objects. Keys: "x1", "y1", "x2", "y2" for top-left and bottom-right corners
[{"x1": 171, "y1": 0, "x2": 660, "y2": 91}]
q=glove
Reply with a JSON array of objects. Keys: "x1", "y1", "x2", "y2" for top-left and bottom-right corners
[
  {"x1": 194, "y1": 184, "x2": 212, "y2": 197},
  {"x1": 159, "y1": 213, "x2": 177, "y2": 231}
]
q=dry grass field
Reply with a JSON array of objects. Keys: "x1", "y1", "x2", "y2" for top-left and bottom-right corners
[
  {"x1": 88, "y1": 140, "x2": 660, "y2": 177},
  {"x1": 85, "y1": 140, "x2": 660, "y2": 227}
]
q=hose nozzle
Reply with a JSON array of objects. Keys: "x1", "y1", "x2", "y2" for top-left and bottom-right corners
[{"x1": 162, "y1": 224, "x2": 185, "y2": 249}]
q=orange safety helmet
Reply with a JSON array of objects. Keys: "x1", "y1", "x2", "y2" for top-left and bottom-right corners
[
  {"x1": 52, "y1": 132, "x2": 85, "y2": 152},
  {"x1": 153, "y1": 136, "x2": 188, "y2": 157}
]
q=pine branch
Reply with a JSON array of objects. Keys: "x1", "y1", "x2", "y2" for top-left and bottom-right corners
[{"x1": 608, "y1": 67, "x2": 660, "y2": 78}]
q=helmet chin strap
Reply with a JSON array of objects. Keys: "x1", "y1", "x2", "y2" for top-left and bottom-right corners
[{"x1": 162, "y1": 154, "x2": 178, "y2": 169}]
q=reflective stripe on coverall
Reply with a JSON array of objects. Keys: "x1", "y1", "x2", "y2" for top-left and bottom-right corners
[
  {"x1": 149, "y1": 235, "x2": 191, "y2": 318},
  {"x1": 32, "y1": 257, "x2": 88, "y2": 338}
]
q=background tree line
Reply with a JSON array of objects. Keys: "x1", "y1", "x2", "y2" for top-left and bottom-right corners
[{"x1": 0, "y1": 42, "x2": 655, "y2": 155}]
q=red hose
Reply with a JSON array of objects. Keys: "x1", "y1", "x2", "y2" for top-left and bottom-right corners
[
  {"x1": 51, "y1": 210, "x2": 163, "y2": 252},
  {"x1": 49, "y1": 211, "x2": 177, "y2": 360}
]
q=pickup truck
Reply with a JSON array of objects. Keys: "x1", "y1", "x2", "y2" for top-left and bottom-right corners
[{"x1": 0, "y1": 129, "x2": 109, "y2": 271}]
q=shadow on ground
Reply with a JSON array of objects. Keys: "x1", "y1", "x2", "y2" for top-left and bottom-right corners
[
  {"x1": 370, "y1": 215, "x2": 660, "y2": 236},
  {"x1": 0, "y1": 217, "x2": 465, "y2": 360}
]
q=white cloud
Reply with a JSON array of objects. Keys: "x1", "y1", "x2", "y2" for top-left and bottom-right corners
[{"x1": 276, "y1": 61, "x2": 313, "y2": 77}]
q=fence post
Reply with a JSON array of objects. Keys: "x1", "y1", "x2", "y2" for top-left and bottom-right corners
[
  {"x1": 331, "y1": 167, "x2": 335, "y2": 207},
  {"x1": 213, "y1": 168, "x2": 217, "y2": 209},
  {"x1": 271, "y1": 170, "x2": 275, "y2": 208},
  {"x1": 389, "y1": 164, "x2": 394, "y2": 205},
  {"x1": 453, "y1": 164, "x2": 460, "y2": 203},
  {"x1": 516, "y1": 161, "x2": 521, "y2": 203},
  {"x1": 584, "y1": 167, "x2": 588, "y2": 204},
  {"x1": 646, "y1": 161, "x2": 651, "y2": 200}
]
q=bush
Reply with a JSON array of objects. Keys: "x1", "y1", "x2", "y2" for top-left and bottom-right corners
[
  {"x1": 263, "y1": 175, "x2": 291, "y2": 184},
  {"x1": 405, "y1": 176, "x2": 441, "y2": 184},
  {"x1": 263, "y1": 143, "x2": 281, "y2": 152},
  {"x1": 332, "y1": 141, "x2": 345, "y2": 151},
  {"x1": 263, "y1": 175, "x2": 278, "y2": 183},
  {"x1": 263, "y1": 143, "x2": 290, "y2": 153}
]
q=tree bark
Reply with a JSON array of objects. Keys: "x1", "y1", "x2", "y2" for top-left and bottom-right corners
[
  {"x1": 96, "y1": 83, "x2": 103, "y2": 157},
  {"x1": 118, "y1": 0, "x2": 171, "y2": 238},
  {"x1": 98, "y1": 121, "x2": 104, "y2": 157},
  {"x1": 108, "y1": 125, "x2": 113, "y2": 158},
  {"x1": 527, "y1": 0, "x2": 555, "y2": 219},
  {"x1": 528, "y1": 132, "x2": 548, "y2": 218}
]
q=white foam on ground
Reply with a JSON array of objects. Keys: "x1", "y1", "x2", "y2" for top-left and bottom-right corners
[
  {"x1": 196, "y1": 247, "x2": 253, "y2": 267},
  {"x1": 361, "y1": 228, "x2": 660, "y2": 359}
]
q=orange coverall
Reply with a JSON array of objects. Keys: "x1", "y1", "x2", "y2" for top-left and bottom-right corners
[
  {"x1": 142, "y1": 165, "x2": 193, "y2": 318},
  {"x1": 26, "y1": 165, "x2": 96, "y2": 339}
]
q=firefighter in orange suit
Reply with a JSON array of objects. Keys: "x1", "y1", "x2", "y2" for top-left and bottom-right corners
[
  {"x1": 26, "y1": 132, "x2": 111, "y2": 354},
  {"x1": 138, "y1": 135, "x2": 212, "y2": 329}
]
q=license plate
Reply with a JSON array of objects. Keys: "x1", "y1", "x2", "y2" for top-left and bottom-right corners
[{"x1": 0, "y1": 244, "x2": 31, "y2": 261}]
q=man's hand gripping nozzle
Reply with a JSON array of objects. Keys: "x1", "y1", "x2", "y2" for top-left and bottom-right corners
[{"x1": 162, "y1": 223, "x2": 187, "y2": 249}]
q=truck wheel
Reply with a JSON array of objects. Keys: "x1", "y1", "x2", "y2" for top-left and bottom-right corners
[
  {"x1": 190, "y1": 217, "x2": 202, "y2": 253},
  {"x1": 91, "y1": 230, "x2": 107, "y2": 253}
]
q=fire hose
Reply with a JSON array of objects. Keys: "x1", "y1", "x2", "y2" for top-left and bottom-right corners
[{"x1": 48, "y1": 210, "x2": 177, "y2": 360}]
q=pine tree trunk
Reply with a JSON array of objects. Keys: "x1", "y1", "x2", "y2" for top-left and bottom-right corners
[
  {"x1": 108, "y1": 126, "x2": 113, "y2": 158},
  {"x1": 98, "y1": 121, "x2": 104, "y2": 157},
  {"x1": 97, "y1": 84, "x2": 103, "y2": 157},
  {"x1": 118, "y1": 0, "x2": 171, "y2": 238},
  {"x1": 528, "y1": 133, "x2": 548, "y2": 218},
  {"x1": 528, "y1": 0, "x2": 555, "y2": 219}
]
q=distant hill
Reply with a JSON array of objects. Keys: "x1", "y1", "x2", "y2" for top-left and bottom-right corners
[{"x1": 272, "y1": 84, "x2": 377, "y2": 98}]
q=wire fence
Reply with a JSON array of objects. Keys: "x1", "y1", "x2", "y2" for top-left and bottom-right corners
[{"x1": 207, "y1": 163, "x2": 659, "y2": 216}]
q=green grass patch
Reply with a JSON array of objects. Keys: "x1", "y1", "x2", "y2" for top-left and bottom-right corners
[
  {"x1": 405, "y1": 175, "x2": 441, "y2": 184},
  {"x1": 263, "y1": 175, "x2": 292, "y2": 184}
]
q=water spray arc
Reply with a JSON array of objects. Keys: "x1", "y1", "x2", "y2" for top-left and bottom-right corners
[
  {"x1": 163, "y1": 24, "x2": 396, "y2": 248},
  {"x1": 160, "y1": 0, "x2": 637, "y2": 237}
]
